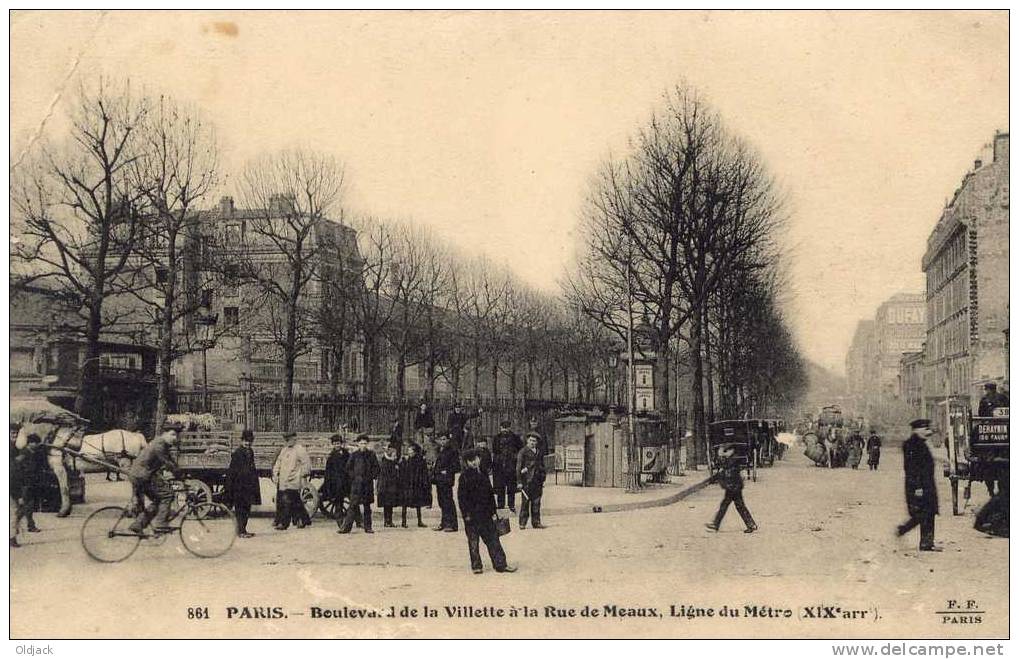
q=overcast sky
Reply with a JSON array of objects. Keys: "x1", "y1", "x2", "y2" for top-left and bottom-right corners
[{"x1": 10, "y1": 10, "x2": 1009, "y2": 374}]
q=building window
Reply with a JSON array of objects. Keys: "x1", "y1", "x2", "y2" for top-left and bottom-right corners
[{"x1": 223, "y1": 307, "x2": 239, "y2": 327}]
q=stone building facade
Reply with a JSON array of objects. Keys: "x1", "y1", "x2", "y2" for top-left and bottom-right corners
[{"x1": 920, "y1": 131, "x2": 1010, "y2": 420}]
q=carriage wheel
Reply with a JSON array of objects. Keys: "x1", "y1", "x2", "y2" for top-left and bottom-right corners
[
  {"x1": 301, "y1": 483, "x2": 321, "y2": 519},
  {"x1": 319, "y1": 495, "x2": 348, "y2": 519},
  {"x1": 81, "y1": 506, "x2": 141, "y2": 563},
  {"x1": 183, "y1": 479, "x2": 214, "y2": 518}
]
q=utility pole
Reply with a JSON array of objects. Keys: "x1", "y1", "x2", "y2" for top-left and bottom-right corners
[{"x1": 625, "y1": 242, "x2": 639, "y2": 491}]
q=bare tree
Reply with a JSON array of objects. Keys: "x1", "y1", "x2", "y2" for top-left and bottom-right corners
[
  {"x1": 236, "y1": 150, "x2": 345, "y2": 427},
  {"x1": 126, "y1": 95, "x2": 219, "y2": 433},
  {"x1": 11, "y1": 79, "x2": 150, "y2": 423}
]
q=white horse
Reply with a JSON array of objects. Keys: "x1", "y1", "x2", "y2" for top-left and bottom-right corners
[{"x1": 79, "y1": 430, "x2": 148, "y2": 480}]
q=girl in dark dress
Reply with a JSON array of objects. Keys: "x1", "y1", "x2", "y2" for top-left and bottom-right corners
[{"x1": 399, "y1": 442, "x2": 432, "y2": 528}]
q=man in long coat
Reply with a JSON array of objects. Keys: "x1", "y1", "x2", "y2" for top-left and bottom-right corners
[
  {"x1": 447, "y1": 404, "x2": 481, "y2": 451},
  {"x1": 337, "y1": 435, "x2": 380, "y2": 534},
  {"x1": 896, "y1": 419, "x2": 941, "y2": 551},
  {"x1": 432, "y1": 433, "x2": 461, "y2": 532},
  {"x1": 321, "y1": 434, "x2": 350, "y2": 520},
  {"x1": 866, "y1": 431, "x2": 882, "y2": 470},
  {"x1": 516, "y1": 433, "x2": 546, "y2": 529},
  {"x1": 271, "y1": 432, "x2": 311, "y2": 530},
  {"x1": 492, "y1": 421, "x2": 522, "y2": 512},
  {"x1": 224, "y1": 429, "x2": 261, "y2": 538}
]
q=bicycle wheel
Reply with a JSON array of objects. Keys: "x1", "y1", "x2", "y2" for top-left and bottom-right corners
[
  {"x1": 180, "y1": 503, "x2": 236, "y2": 558},
  {"x1": 81, "y1": 506, "x2": 141, "y2": 563}
]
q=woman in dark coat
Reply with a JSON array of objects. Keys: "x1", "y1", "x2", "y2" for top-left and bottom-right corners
[
  {"x1": 377, "y1": 445, "x2": 401, "y2": 527},
  {"x1": 399, "y1": 442, "x2": 432, "y2": 528},
  {"x1": 224, "y1": 430, "x2": 262, "y2": 538}
]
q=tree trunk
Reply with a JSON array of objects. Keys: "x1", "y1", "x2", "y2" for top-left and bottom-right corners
[
  {"x1": 472, "y1": 344, "x2": 481, "y2": 401},
  {"x1": 75, "y1": 298, "x2": 104, "y2": 425},
  {"x1": 396, "y1": 353, "x2": 407, "y2": 399},
  {"x1": 153, "y1": 277, "x2": 175, "y2": 436},
  {"x1": 491, "y1": 359, "x2": 500, "y2": 400},
  {"x1": 509, "y1": 362, "x2": 518, "y2": 401},
  {"x1": 704, "y1": 306, "x2": 716, "y2": 424},
  {"x1": 690, "y1": 312, "x2": 707, "y2": 466}
]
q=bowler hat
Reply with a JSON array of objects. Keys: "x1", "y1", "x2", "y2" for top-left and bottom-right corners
[
  {"x1": 909, "y1": 419, "x2": 931, "y2": 430},
  {"x1": 328, "y1": 433, "x2": 342, "y2": 444},
  {"x1": 282, "y1": 431, "x2": 298, "y2": 439},
  {"x1": 240, "y1": 429, "x2": 255, "y2": 441},
  {"x1": 984, "y1": 382, "x2": 998, "y2": 390}
]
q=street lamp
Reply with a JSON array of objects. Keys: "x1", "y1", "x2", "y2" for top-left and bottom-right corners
[{"x1": 194, "y1": 312, "x2": 218, "y2": 412}]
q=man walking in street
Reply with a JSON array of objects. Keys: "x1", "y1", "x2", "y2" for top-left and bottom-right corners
[
  {"x1": 224, "y1": 429, "x2": 261, "y2": 538},
  {"x1": 457, "y1": 448, "x2": 516, "y2": 575},
  {"x1": 272, "y1": 431, "x2": 311, "y2": 530},
  {"x1": 705, "y1": 445, "x2": 758, "y2": 533},
  {"x1": 337, "y1": 435, "x2": 380, "y2": 534},
  {"x1": 431, "y1": 433, "x2": 461, "y2": 532},
  {"x1": 492, "y1": 420, "x2": 522, "y2": 512},
  {"x1": 896, "y1": 419, "x2": 941, "y2": 552},
  {"x1": 866, "y1": 430, "x2": 882, "y2": 470},
  {"x1": 516, "y1": 432, "x2": 546, "y2": 529}
]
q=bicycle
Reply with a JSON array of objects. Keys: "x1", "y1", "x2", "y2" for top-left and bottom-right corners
[{"x1": 81, "y1": 479, "x2": 236, "y2": 562}]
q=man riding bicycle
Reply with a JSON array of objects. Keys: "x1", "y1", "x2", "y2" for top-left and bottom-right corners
[{"x1": 127, "y1": 422, "x2": 184, "y2": 535}]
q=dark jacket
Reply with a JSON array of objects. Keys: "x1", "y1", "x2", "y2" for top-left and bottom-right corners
[
  {"x1": 224, "y1": 445, "x2": 262, "y2": 506},
  {"x1": 447, "y1": 410, "x2": 480, "y2": 447},
  {"x1": 866, "y1": 435, "x2": 882, "y2": 453},
  {"x1": 413, "y1": 407, "x2": 435, "y2": 431},
  {"x1": 432, "y1": 444, "x2": 461, "y2": 486},
  {"x1": 492, "y1": 430, "x2": 523, "y2": 477},
  {"x1": 457, "y1": 466, "x2": 497, "y2": 525},
  {"x1": 321, "y1": 446, "x2": 350, "y2": 500},
  {"x1": 711, "y1": 457, "x2": 744, "y2": 492},
  {"x1": 474, "y1": 445, "x2": 493, "y2": 477},
  {"x1": 516, "y1": 446, "x2": 546, "y2": 496},
  {"x1": 10, "y1": 443, "x2": 22, "y2": 496},
  {"x1": 347, "y1": 449, "x2": 380, "y2": 501},
  {"x1": 377, "y1": 454, "x2": 401, "y2": 507},
  {"x1": 903, "y1": 433, "x2": 938, "y2": 516},
  {"x1": 399, "y1": 451, "x2": 432, "y2": 507}
]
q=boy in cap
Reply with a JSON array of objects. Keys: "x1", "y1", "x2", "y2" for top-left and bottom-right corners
[
  {"x1": 896, "y1": 419, "x2": 941, "y2": 551},
  {"x1": 457, "y1": 448, "x2": 516, "y2": 574},
  {"x1": 337, "y1": 434, "x2": 380, "y2": 534}
]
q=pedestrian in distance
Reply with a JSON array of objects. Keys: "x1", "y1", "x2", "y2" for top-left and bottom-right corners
[
  {"x1": 457, "y1": 448, "x2": 516, "y2": 575},
  {"x1": 413, "y1": 399, "x2": 435, "y2": 443},
  {"x1": 10, "y1": 428, "x2": 22, "y2": 548},
  {"x1": 516, "y1": 432, "x2": 546, "y2": 529},
  {"x1": 337, "y1": 435, "x2": 380, "y2": 534},
  {"x1": 399, "y1": 441, "x2": 432, "y2": 528},
  {"x1": 321, "y1": 433, "x2": 351, "y2": 521},
  {"x1": 271, "y1": 431, "x2": 312, "y2": 530},
  {"x1": 492, "y1": 420, "x2": 523, "y2": 512},
  {"x1": 388, "y1": 416, "x2": 404, "y2": 456},
  {"x1": 866, "y1": 430, "x2": 882, "y2": 470},
  {"x1": 447, "y1": 403, "x2": 481, "y2": 451},
  {"x1": 895, "y1": 419, "x2": 941, "y2": 552},
  {"x1": 377, "y1": 443, "x2": 401, "y2": 527},
  {"x1": 705, "y1": 446, "x2": 758, "y2": 534},
  {"x1": 224, "y1": 429, "x2": 261, "y2": 538},
  {"x1": 431, "y1": 432, "x2": 461, "y2": 532}
]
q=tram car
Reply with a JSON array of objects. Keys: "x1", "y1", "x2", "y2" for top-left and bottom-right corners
[{"x1": 708, "y1": 420, "x2": 757, "y2": 482}]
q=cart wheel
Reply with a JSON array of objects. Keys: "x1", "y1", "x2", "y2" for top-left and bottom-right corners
[
  {"x1": 301, "y1": 483, "x2": 321, "y2": 519},
  {"x1": 319, "y1": 495, "x2": 349, "y2": 519}
]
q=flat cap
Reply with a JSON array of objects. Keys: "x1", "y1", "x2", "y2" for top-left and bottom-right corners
[{"x1": 909, "y1": 419, "x2": 931, "y2": 430}]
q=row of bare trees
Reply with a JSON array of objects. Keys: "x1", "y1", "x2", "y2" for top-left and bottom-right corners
[
  {"x1": 11, "y1": 78, "x2": 616, "y2": 432},
  {"x1": 566, "y1": 84, "x2": 807, "y2": 464}
]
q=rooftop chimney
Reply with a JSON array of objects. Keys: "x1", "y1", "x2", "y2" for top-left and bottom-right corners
[
  {"x1": 993, "y1": 131, "x2": 1009, "y2": 164},
  {"x1": 219, "y1": 196, "x2": 234, "y2": 217}
]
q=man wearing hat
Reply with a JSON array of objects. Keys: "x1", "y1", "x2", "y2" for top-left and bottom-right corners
[
  {"x1": 447, "y1": 403, "x2": 481, "y2": 451},
  {"x1": 272, "y1": 431, "x2": 312, "y2": 530},
  {"x1": 492, "y1": 420, "x2": 523, "y2": 512},
  {"x1": 978, "y1": 382, "x2": 1009, "y2": 417},
  {"x1": 457, "y1": 448, "x2": 516, "y2": 574},
  {"x1": 224, "y1": 429, "x2": 261, "y2": 538},
  {"x1": 431, "y1": 432, "x2": 461, "y2": 532},
  {"x1": 516, "y1": 432, "x2": 546, "y2": 529},
  {"x1": 127, "y1": 422, "x2": 183, "y2": 534},
  {"x1": 705, "y1": 445, "x2": 757, "y2": 533},
  {"x1": 896, "y1": 419, "x2": 941, "y2": 551},
  {"x1": 337, "y1": 434, "x2": 380, "y2": 534},
  {"x1": 321, "y1": 433, "x2": 351, "y2": 521}
]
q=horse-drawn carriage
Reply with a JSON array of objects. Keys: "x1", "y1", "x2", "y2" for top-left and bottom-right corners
[
  {"x1": 708, "y1": 420, "x2": 757, "y2": 482},
  {"x1": 175, "y1": 430, "x2": 389, "y2": 519},
  {"x1": 10, "y1": 397, "x2": 89, "y2": 513}
]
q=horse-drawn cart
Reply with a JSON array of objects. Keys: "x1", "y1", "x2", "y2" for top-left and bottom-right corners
[
  {"x1": 175, "y1": 431, "x2": 388, "y2": 519},
  {"x1": 708, "y1": 420, "x2": 757, "y2": 482}
]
